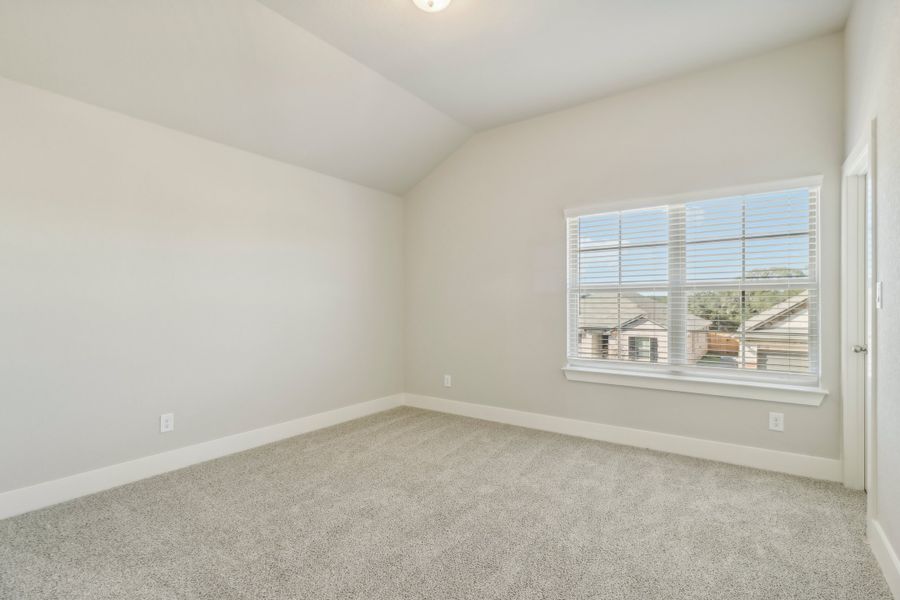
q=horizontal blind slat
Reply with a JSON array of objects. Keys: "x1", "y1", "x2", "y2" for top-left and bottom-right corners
[{"x1": 568, "y1": 186, "x2": 819, "y2": 379}]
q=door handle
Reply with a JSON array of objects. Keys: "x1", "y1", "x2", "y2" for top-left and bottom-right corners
[{"x1": 852, "y1": 345, "x2": 868, "y2": 354}]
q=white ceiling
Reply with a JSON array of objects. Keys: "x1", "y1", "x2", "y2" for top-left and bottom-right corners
[
  {"x1": 261, "y1": 0, "x2": 853, "y2": 130},
  {"x1": 0, "y1": 0, "x2": 469, "y2": 194},
  {"x1": 0, "y1": 0, "x2": 851, "y2": 193}
]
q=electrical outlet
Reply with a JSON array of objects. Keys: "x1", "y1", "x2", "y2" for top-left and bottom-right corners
[
  {"x1": 768, "y1": 412, "x2": 784, "y2": 432},
  {"x1": 160, "y1": 413, "x2": 175, "y2": 433},
  {"x1": 876, "y1": 281, "x2": 883, "y2": 310},
  {"x1": 443, "y1": 374, "x2": 452, "y2": 388}
]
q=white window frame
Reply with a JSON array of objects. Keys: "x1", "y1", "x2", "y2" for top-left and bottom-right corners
[{"x1": 563, "y1": 177, "x2": 828, "y2": 406}]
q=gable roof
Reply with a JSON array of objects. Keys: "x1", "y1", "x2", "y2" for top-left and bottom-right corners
[
  {"x1": 739, "y1": 291, "x2": 809, "y2": 333},
  {"x1": 579, "y1": 293, "x2": 710, "y2": 332}
]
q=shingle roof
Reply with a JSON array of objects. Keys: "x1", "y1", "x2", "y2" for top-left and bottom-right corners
[
  {"x1": 739, "y1": 290, "x2": 809, "y2": 333},
  {"x1": 579, "y1": 292, "x2": 710, "y2": 332}
]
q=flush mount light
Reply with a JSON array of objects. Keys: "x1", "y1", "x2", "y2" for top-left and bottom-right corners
[{"x1": 413, "y1": 0, "x2": 452, "y2": 12}]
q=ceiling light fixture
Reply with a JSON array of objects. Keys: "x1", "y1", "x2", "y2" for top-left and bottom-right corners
[{"x1": 413, "y1": 0, "x2": 452, "y2": 13}]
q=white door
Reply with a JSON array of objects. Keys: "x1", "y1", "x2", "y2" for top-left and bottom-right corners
[{"x1": 841, "y1": 135, "x2": 876, "y2": 499}]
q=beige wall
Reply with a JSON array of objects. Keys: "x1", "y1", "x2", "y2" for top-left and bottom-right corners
[
  {"x1": 0, "y1": 76, "x2": 404, "y2": 493},
  {"x1": 0, "y1": 27, "x2": 860, "y2": 501},
  {"x1": 845, "y1": 0, "x2": 900, "y2": 574},
  {"x1": 405, "y1": 34, "x2": 844, "y2": 458},
  {"x1": 845, "y1": 0, "x2": 899, "y2": 156}
]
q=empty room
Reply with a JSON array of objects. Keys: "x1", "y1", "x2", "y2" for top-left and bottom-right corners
[{"x1": 1, "y1": 0, "x2": 899, "y2": 598}]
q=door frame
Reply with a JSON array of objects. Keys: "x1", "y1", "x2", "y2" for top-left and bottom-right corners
[{"x1": 840, "y1": 121, "x2": 877, "y2": 506}]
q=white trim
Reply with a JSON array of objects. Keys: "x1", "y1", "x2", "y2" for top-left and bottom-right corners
[
  {"x1": 404, "y1": 393, "x2": 842, "y2": 482},
  {"x1": 564, "y1": 175, "x2": 824, "y2": 217},
  {"x1": 867, "y1": 121, "x2": 879, "y2": 517},
  {"x1": 1, "y1": 392, "x2": 844, "y2": 522},
  {"x1": 0, "y1": 394, "x2": 404, "y2": 520},
  {"x1": 563, "y1": 365, "x2": 827, "y2": 405},
  {"x1": 668, "y1": 203, "x2": 687, "y2": 365},
  {"x1": 869, "y1": 519, "x2": 900, "y2": 599}
]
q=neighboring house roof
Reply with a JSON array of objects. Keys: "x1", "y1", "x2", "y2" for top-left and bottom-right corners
[
  {"x1": 739, "y1": 291, "x2": 809, "y2": 335},
  {"x1": 579, "y1": 293, "x2": 710, "y2": 332}
]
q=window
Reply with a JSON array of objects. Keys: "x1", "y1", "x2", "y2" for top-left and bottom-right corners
[
  {"x1": 628, "y1": 337, "x2": 659, "y2": 363},
  {"x1": 567, "y1": 182, "x2": 819, "y2": 385}
]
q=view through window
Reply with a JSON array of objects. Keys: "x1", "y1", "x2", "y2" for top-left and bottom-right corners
[{"x1": 567, "y1": 185, "x2": 819, "y2": 381}]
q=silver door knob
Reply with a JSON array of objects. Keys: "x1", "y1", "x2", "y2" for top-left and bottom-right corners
[{"x1": 852, "y1": 345, "x2": 868, "y2": 353}]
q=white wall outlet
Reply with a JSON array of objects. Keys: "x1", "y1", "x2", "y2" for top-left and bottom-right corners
[
  {"x1": 768, "y1": 412, "x2": 784, "y2": 432},
  {"x1": 443, "y1": 374, "x2": 452, "y2": 387},
  {"x1": 876, "y1": 281, "x2": 883, "y2": 310},
  {"x1": 160, "y1": 413, "x2": 175, "y2": 433}
]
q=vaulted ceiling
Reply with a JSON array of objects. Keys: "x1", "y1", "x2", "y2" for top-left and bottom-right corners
[
  {"x1": 0, "y1": 0, "x2": 469, "y2": 194},
  {"x1": 263, "y1": 0, "x2": 853, "y2": 130},
  {"x1": 0, "y1": 0, "x2": 852, "y2": 194}
]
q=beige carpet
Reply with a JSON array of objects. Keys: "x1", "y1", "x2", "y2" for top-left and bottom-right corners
[{"x1": 0, "y1": 407, "x2": 892, "y2": 599}]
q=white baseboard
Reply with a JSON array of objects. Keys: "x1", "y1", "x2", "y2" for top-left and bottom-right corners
[
  {"x1": 0, "y1": 394, "x2": 403, "y2": 520},
  {"x1": 870, "y1": 519, "x2": 900, "y2": 598},
  {"x1": 403, "y1": 394, "x2": 843, "y2": 482},
  {"x1": 0, "y1": 391, "x2": 845, "y2": 522}
]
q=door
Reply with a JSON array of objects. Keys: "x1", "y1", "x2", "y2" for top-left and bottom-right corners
[{"x1": 841, "y1": 132, "x2": 877, "y2": 500}]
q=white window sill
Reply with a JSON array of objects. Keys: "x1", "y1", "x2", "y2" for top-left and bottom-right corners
[{"x1": 562, "y1": 365, "x2": 827, "y2": 406}]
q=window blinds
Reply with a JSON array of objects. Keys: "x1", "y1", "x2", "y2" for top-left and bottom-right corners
[{"x1": 567, "y1": 186, "x2": 818, "y2": 381}]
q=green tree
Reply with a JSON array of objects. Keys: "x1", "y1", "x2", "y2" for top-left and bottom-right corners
[{"x1": 688, "y1": 268, "x2": 805, "y2": 331}]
